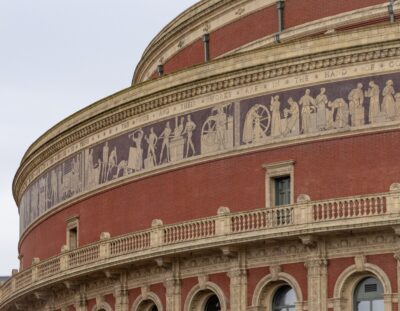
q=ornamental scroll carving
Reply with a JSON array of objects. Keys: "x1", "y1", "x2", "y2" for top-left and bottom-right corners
[{"x1": 19, "y1": 72, "x2": 400, "y2": 233}]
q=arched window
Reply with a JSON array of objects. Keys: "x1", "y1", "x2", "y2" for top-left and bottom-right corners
[
  {"x1": 354, "y1": 277, "x2": 384, "y2": 311},
  {"x1": 204, "y1": 294, "x2": 221, "y2": 311},
  {"x1": 272, "y1": 285, "x2": 296, "y2": 311},
  {"x1": 131, "y1": 298, "x2": 160, "y2": 311}
]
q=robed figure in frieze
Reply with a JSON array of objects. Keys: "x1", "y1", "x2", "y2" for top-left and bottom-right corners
[{"x1": 242, "y1": 103, "x2": 271, "y2": 144}]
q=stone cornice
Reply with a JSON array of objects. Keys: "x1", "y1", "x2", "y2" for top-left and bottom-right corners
[
  {"x1": 133, "y1": 1, "x2": 397, "y2": 85},
  {"x1": 132, "y1": 0, "x2": 276, "y2": 84},
  {"x1": 224, "y1": 2, "x2": 400, "y2": 57},
  {"x1": 13, "y1": 23, "x2": 400, "y2": 205}
]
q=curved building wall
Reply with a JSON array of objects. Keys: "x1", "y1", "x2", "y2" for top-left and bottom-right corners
[
  {"x1": 3, "y1": 2, "x2": 400, "y2": 310},
  {"x1": 18, "y1": 69, "x2": 400, "y2": 236},
  {"x1": 19, "y1": 129, "x2": 400, "y2": 266},
  {"x1": 134, "y1": 0, "x2": 389, "y2": 82}
]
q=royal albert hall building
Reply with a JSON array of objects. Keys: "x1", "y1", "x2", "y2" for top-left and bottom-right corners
[{"x1": 3, "y1": 0, "x2": 400, "y2": 310}]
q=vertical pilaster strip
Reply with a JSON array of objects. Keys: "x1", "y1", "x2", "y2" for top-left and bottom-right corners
[
  {"x1": 114, "y1": 272, "x2": 129, "y2": 311},
  {"x1": 394, "y1": 251, "x2": 400, "y2": 311},
  {"x1": 305, "y1": 258, "x2": 328, "y2": 311},
  {"x1": 228, "y1": 251, "x2": 247, "y2": 311},
  {"x1": 234, "y1": 101, "x2": 241, "y2": 148},
  {"x1": 74, "y1": 285, "x2": 87, "y2": 311},
  {"x1": 164, "y1": 261, "x2": 181, "y2": 311}
]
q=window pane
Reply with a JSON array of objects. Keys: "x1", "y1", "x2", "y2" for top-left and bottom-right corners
[
  {"x1": 356, "y1": 301, "x2": 370, "y2": 311},
  {"x1": 273, "y1": 285, "x2": 296, "y2": 310},
  {"x1": 275, "y1": 176, "x2": 290, "y2": 206},
  {"x1": 355, "y1": 277, "x2": 384, "y2": 301},
  {"x1": 205, "y1": 295, "x2": 221, "y2": 311},
  {"x1": 372, "y1": 300, "x2": 384, "y2": 310}
]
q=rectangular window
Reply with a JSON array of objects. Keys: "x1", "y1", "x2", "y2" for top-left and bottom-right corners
[
  {"x1": 66, "y1": 215, "x2": 79, "y2": 250},
  {"x1": 274, "y1": 176, "x2": 291, "y2": 206},
  {"x1": 263, "y1": 160, "x2": 294, "y2": 208},
  {"x1": 68, "y1": 227, "x2": 78, "y2": 250}
]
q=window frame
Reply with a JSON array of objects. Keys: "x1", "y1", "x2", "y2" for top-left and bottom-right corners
[
  {"x1": 66, "y1": 215, "x2": 79, "y2": 250},
  {"x1": 263, "y1": 160, "x2": 295, "y2": 208},
  {"x1": 272, "y1": 285, "x2": 296, "y2": 311},
  {"x1": 353, "y1": 276, "x2": 384, "y2": 311}
]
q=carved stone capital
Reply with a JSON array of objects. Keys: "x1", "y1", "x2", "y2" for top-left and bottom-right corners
[
  {"x1": 163, "y1": 277, "x2": 181, "y2": 289},
  {"x1": 305, "y1": 259, "x2": 328, "y2": 270},
  {"x1": 227, "y1": 268, "x2": 247, "y2": 279}
]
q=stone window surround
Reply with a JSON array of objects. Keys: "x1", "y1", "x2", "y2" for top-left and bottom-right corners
[
  {"x1": 66, "y1": 215, "x2": 79, "y2": 250},
  {"x1": 262, "y1": 160, "x2": 295, "y2": 209}
]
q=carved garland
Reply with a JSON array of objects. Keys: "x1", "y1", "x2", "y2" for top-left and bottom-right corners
[{"x1": 14, "y1": 42, "x2": 400, "y2": 202}]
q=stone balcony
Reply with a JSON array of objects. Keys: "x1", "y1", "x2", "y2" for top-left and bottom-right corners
[{"x1": 1, "y1": 185, "x2": 400, "y2": 309}]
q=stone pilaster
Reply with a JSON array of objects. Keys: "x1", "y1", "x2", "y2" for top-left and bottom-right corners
[
  {"x1": 394, "y1": 250, "x2": 400, "y2": 311},
  {"x1": 74, "y1": 285, "x2": 87, "y2": 311},
  {"x1": 114, "y1": 272, "x2": 128, "y2": 311},
  {"x1": 305, "y1": 258, "x2": 328, "y2": 311},
  {"x1": 228, "y1": 251, "x2": 247, "y2": 311},
  {"x1": 163, "y1": 261, "x2": 181, "y2": 311}
]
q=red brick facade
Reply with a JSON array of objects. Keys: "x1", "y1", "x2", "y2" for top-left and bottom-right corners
[
  {"x1": 19, "y1": 130, "x2": 400, "y2": 265},
  {"x1": 150, "y1": 0, "x2": 387, "y2": 78}
]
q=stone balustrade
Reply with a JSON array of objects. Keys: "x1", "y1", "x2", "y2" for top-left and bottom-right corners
[{"x1": 1, "y1": 187, "x2": 399, "y2": 307}]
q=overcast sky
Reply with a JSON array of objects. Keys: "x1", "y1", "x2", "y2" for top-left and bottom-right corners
[{"x1": 0, "y1": 0, "x2": 198, "y2": 276}]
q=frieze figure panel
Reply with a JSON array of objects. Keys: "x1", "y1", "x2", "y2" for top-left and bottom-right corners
[{"x1": 19, "y1": 72, "x2": 400, "y2": 234}]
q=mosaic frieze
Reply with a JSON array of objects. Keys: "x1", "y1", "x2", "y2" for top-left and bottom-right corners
[{"x1": 19, "y1": 72, "x2": 400, "y2": 234}]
